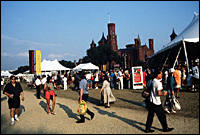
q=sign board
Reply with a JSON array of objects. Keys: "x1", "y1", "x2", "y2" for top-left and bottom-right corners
[
  {"x1": 35, "y1": 50, "x2": 41, "y2": 75},
  {"x1": 132, "y1": 66, "x2": 143, "y2": 89}
]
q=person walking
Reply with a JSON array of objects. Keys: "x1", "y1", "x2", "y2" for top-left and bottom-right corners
[
  {"x1": 99, "y1": 75, "x2": 116, "y2": 108},
  {"x1": 145, "y1": 70, "x2": 174, "y2": 133},
  {"x1": 3, "y1": 75, "x2": 24, "y2": 126},
  {"x1": 76, "y1": 72, "x2": 95, "y2": 123},
  {"x1": 35, "y1": 76, "x2": 42, "y2": 99},
  {"x1": 44, "y1": 76, "x2": 56, "y2": 115}
]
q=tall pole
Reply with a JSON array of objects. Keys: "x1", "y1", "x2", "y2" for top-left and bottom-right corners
[
  {"x1": 183, "y1": 40, "x2": 190, "y2": 75},
  {"x1": 173, "y1": 45, "x2": 182, "y2": 69}
]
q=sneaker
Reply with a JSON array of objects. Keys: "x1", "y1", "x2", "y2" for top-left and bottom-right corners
[
  {"x1": 76, "y1": 120, "x2": 85, "y2": 123},
  {"x1": 51, "y1": 112, "x2": 56, "y2": 115},
  {"x1": 10, "y1": 121, "x2": 15, "y2": 126},
  {"x1": 15, "y1": 117, "x2": 19, "y2": 121},
  {"x1": 144, "y1": 129, "x2": 155, "y2": 133},
  {"x1": 90, "y1": 113, "x2": 95, "y2": 120},
  {"x1": 163, "y1": 127, "x2": 174, "y2": 132},
  {"x1": 171, "y1": 110, "x2": 176, "y2": 113}
]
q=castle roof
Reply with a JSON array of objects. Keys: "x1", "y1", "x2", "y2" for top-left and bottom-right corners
[{"x1": 98, "y1": 32, "x2": 107, "y2": 44}]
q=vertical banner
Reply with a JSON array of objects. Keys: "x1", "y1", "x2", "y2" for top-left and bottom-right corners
[
  {"x1": 35, "y1": 50, "x2": 41, "y2": 75},
  {"x1": 103, "y1": 64, "x2": 106, "y2": 71},
  {"x1": 132, "y1": 66, "x2": 143, "y2": 89},
  {"x1": 29, "y1": 50, "x2": 34, "y2": 74}
]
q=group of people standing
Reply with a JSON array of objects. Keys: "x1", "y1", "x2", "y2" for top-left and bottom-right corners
[{"x1": 2, "y1": 59, "x2": 199, "y2": 133}]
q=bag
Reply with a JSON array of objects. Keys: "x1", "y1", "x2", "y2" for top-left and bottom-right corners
[
  {"x1": 142, "y1": 88, "x2": 151, "y2": 98},
  {"x1": 172, "y1": 97, "x2": 181, "y2": 110},
  {"x1": 77, "y1": 100, "x2": 87, "y2": 115}
]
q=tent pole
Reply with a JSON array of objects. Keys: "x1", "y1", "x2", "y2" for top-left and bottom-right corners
[
  {"x1": 173, "y1": 45, "x2": 182, "y2": 68},
  {"x1": 183, "y1": 40, "x2": 190, "y2": 75}
]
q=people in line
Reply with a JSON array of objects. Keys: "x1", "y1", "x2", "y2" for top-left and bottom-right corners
[
  {"x1": 44, "y1": 76, "x2": 56, "y2": 115},
  {"x1": 145, "y1": 70, "x2": 174, "y2": 133},
  {"x1": 3, "y1": 75, "x2": 24, "y2": 126}
]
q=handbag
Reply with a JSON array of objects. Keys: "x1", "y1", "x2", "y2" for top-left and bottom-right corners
[
  {"x1": 172, "y1": 97, "x2": 181, "y2": 110},
  {"x1": 77, "y1": 100, "x2": 87, "y2": 115},
  {"x1": 141, "y1": 88, "x2": 151, "y2": 98}
]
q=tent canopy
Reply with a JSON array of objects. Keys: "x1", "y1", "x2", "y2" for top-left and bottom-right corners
[
  {"x1": 150, "y1": 13, "x2": 199, "y2": 58},
  {"x1": 73, "y1": 62, "x2": 99, "y2": 71},
  {"x1": 1, "y1": 70, "x2": 13, "y2": 77},
  {"x1": 147, "y1": 13, "x2": 199, "y2": 70},
  {"x1": 41, "y1": 59, "x2": 71, "y2": 71}
]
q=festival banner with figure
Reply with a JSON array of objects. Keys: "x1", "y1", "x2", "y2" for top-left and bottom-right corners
[
  {"x1": 35, "y1": 50, "x2": 41, "y2": 75},
  {"x1": 132, "y1": 66, "x2": 143, "y2": 89}
]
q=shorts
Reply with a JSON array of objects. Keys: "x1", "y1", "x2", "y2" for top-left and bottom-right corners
[
  {"x1": 8, "y1": 96, "x2": 20, "y2": 109},
  {"x1": 175, "y1": 85, "x2": 181, "y2": 88},
  {"x1": 45, "y1": 90, "x2": 55, "y2": 100}
]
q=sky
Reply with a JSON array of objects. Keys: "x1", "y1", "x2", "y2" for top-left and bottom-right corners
[{"x1": 1, "y1": 1, "x2": 199, "y2": 70}]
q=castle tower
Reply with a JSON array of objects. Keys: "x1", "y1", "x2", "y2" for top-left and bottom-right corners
[
  {"x1": 107, "y1": 23, "x2": 118, "y2": 51},
  {"x1": 170, "y1": 28, "x2": 177, "y2": 41},
  {"x1": 149, "y1": 38, "x2": 154, "y2": 50},
  {"x1": 98, "y1": 32, "x2": 107, "y2": 46},
  {"x1": 90, "y1": 40, "x2": 96, "y2": 48}
]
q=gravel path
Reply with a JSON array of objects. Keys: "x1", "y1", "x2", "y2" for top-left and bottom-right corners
[{"x1": 1, "y1": 90, "x2": 199, "y2": 134}]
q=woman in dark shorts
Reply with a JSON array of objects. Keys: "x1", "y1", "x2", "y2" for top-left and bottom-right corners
[
  {"x1": 44, "y1": 76, "x2": 56, "y2": 115},
  {"x1": 3, "y1": 75, "x2": 24, "y2": 126}
]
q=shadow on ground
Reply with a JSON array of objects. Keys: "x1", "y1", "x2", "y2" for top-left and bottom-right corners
[
  {"x1": 93, "y1": 106, "x2": 163, "y2": 132},
  {"x1": 56, "y1": 103, "x2": 79, "y2": 120}
]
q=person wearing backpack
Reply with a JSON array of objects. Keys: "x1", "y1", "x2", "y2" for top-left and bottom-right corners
[{"x1": 145, "y1": 70, "x2": 174, "y2": 133}]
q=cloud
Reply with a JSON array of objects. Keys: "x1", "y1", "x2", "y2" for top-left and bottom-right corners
[
  {"x1": 1, "y1": 34, "x2": 62, "y2": 47},
  {"x1": 1, "y1": 52, "x2": 29, "y2": 57},
  {"x1": 48, "y1": 53, "x2": 76, "y2": 59}
]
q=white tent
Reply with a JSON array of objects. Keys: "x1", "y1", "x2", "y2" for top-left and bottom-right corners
[
  {"x1": 41, "y1": 59, "x2": 71, "y2": 71},
  {"x1": 1, "y1": 70, "x2": 13, "y2": 77},
  {"x1": 150, "y1": 13, "x2": 199, "y2": 57},
  {"x1": 73, "y1": 62, "x2": 99, "y2": 71},
  {"x1": 148, "y1": 13, "x2": 199, "y2": 72}
]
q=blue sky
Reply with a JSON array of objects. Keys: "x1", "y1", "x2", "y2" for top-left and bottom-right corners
[{"x1": 1, "y1": 1, "x2": 199, "y2": 70}]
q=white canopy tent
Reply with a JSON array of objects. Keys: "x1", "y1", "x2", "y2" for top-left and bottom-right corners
[
  {"x1": 148, "y1": 13, "x2": 199, "y2": 72},
  {"x1": 1, "y1": 70, "x2": 13, "y2": 77},
  {"x1": 41, "y1": 59, "x2": 71, "y2": 71},
  {"x1": 151, "y1": 13, "x2": 199, "y2": 57},
  {"x1": 73, "y1": 62, "x2": 99, "y2": 72}
]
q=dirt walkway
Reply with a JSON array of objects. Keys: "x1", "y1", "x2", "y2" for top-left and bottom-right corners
[{"x1": 1, "y1": 90, "x2": 199, "y2": 134}]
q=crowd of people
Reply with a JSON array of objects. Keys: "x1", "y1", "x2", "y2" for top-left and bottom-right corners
[{"x1": 1, "y1": 58, "x2": 199, "y2": 133}]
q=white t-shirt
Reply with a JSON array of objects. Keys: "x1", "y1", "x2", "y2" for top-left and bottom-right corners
[
  {"x1": 63, "y1": 77, "x2": 67, "y2": 84},
  {"x1": 150, "y1": 78, "x2": 163, "y2": 105},
  {"x1": 35, "y1": 78, "x2": 41, "y2": 86},
  {"x1": 41, "y1": 77, "x2": 47, "y2": 85},
  {"x1": 86, "y1": 73, "x2": 91, "y2": 80}
]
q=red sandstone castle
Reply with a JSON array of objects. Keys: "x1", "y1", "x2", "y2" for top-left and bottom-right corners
[{"x1": 89, "y1": 22, "x2": 155, "y2": 70}]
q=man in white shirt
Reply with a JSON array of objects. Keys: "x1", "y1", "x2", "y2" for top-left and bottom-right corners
[
  {"x1": 63, "y1": 74, "x2": 67, "y2": 90},
  {"x1": 192, "y1": 60, "x2": 199, "y2": 91},
  {"x1": 35, "y1": 76, "x2": 42, "y2": 99},
  {"x1": 117, "y1": 69, "x2": 124, "y2": 90},
  {"x1": 145, "y1": 70, "x2": 174, "y2": 133}
]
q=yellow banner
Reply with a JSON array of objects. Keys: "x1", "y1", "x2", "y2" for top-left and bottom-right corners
[
  {"x1": 35, "y1": 50, "x2": 41, "y2": 75},
  {"x1": 103, "y1": 64, "x2": 106, "y2": 71}
]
